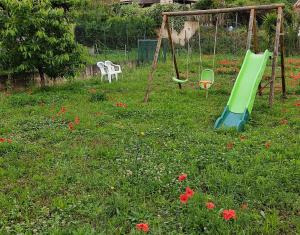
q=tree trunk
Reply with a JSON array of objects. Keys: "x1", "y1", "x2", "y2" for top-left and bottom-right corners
[{"x1": 39, "y1": 69, "x2": 46, "y2": 88}]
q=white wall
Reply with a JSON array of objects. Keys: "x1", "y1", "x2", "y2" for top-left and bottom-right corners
[{"x1": 162, "y1": 21, "x2": 199, "y2": 46}]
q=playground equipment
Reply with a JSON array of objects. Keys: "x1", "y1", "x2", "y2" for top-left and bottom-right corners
[
  {"x1": 171, "y1": 29, "x2": 190, "y2": 85},
  {"x1": 214, "y1": 49, "x2": 272, "y2": 131},
  {"x1": 197, "y1": 15, "x2": 219, "y2": 97},
  {"x1": 143, "y1": 4, "x2": 286, "y2": 131}
]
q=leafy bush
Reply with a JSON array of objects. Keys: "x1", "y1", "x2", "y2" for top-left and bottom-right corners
[{"x1": 0, "y1": 0, "x2": 85, "y2": 85}]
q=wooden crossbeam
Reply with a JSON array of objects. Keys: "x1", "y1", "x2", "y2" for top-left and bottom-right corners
[{"x1": 162, "y1": 4, "x2": 285, "y2": 17}]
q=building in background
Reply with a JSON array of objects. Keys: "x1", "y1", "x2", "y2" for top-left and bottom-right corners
[
  {"x1": 120, "y1": 0, "x2": 196, "y2": 7},
  {"x1": 294, "y1": 0, "x2": 300, "y2": 36},
  {"x1": 295, "y1": 0, "x2": 300, "y2": 11}
]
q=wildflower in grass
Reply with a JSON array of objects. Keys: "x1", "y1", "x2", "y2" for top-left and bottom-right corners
[
  {"x1": 116, "y1": 102, "x2": 128, "y2": 108},
  {"x1": 178, "y1": 173, "x2": 187, "y2": 182},
  {"x1": 265, "y1": 142, "x2": 271, "y2": 149},
  {"x1": 180, "y1": 193, "x2": 189, "y2": 204},
  {"x1": 280, "y1": 119, "x2": 288, "y2": 125},
  {"x1": 136, "y1": 223, "x2": 149, "y2": 233},
  {"x1": 6, "y1": 139, "x2": 12, "y2": 143},
  {"x1": 223, "y1": 209, "x2": 236, "y2": 221},
  {"x1": 185, "y1": 187, "x2": 194, "y2": 198},
  {"x1": 74, "y1": 116, "x2": 80, "y2": 125},
  {"x1": 206, "y1": 202, "x2": 215, "y2": 210},
  {"x1": 218, "y1": 60, "x2": 230, "y2": 65},
  {"x1": 68, "y1": 122, "x2": 74, "y2": 131},
  {"x1": 227, "y1": 142, "x2": 234, "y2": 150},
  {"x1": 294, "y1": 101, "x2": 300, "y2": 107},
  {"x1": 57, "y1": 106, "x2": 67, "y2": 116},
  {"x1": 61, "y1": 106, "x2": 66, "y2": 113},
  {"x1": 0, "y1": 138, "x2": 5, "y2": 143}
]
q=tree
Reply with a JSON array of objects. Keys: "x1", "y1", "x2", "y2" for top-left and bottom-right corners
[{"x1": 0, "y1": 0, "x2": 84, "y2": 87}]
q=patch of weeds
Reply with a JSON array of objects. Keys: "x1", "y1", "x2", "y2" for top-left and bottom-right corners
[
  {"x1": 9, "y1": 94, "x2": 45, "y2": 107},
  {"x1": 90, "y1": 92, "x2": 107, "y2": 102}
]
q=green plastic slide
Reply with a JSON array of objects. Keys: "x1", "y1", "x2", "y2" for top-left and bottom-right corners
[{"x1": 215, "y1": 50, "x2": 272, "y2": 132}]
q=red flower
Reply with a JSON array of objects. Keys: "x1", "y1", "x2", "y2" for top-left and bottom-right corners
[
  {"x1": 0, "y1": 138, "x2": 5, "y2": 143},
  {"x1": 185, "y1": 187, "x2": 194, "y2": 198},
  {"x1": 68, "y1": 122, "x2": 74, "y2": 131},
  {"x1": 178, "y1": 173, "x2": 187, "y2": 182},
  {"x1": 206, "y1": 202, "x2": 215, "y2": 210},
  {"x1": 74, "y1": 116, "x2": 80, "y2": 125},
  {"x1": 116, "y1": 102, "x2": 128, "y2": 108},
  {"x1": 136, "y1": 223, "x2": 149, "y2": 233},
  {"x1": 57, "y1": 106, "x2": 67, "y2": 116},
  {"x1": 265, "y1": 142, "x2": 271, "y2": 149},
  {"x1": 180, "y1": 193, "x2": 189, "y2": 204},
  {"x1": 227, "y1": 142, "x2": 234, "y2": 150},
  {"x1": 294, "y1": 101, "x2": 300, "y2": 107},
  {"x1": 223, "y1": 209, "x2": 236, "y2": 220},
  {"x1": 61, "y1": 106, "x2": 66, "y2": 113}
]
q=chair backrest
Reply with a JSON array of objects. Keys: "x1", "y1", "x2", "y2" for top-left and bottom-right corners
[
  {"x1": 201, "y1": 69, "x2": 215, "y2": 83},
  {"x1": 97, "y1": 62, "x2": 107, "y2": 75},
  {"x1": 104, "y1": 61, "x2": 114, "y2": 72}
]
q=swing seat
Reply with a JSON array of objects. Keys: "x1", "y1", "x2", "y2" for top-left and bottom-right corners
[
  {"x1": 172, "y1": 77, "x2": 189, "y2": 84},
  {"x1": 200, "y1": 69, "x2": 214, "y2": 89},
  {"x1": 199, "y1": 80, "x2": 213, "y2": 89}
]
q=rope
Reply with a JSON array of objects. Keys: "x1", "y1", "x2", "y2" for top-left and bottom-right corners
[
  {"x1": 212, "y1": 15, "x2": 219, "y2": 69},
  {"x1": 171, "y1": 20, "x2": 176, "y2": 78},
  {"x1": 198, "y1": 17, "x2": 203, "y2": 77},
  {"x1": 186, "y1": 30, "x2": 190, "y2": 80}
]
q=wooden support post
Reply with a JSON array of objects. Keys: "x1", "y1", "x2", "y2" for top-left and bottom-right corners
[
  {"x1": 269, "y1": 7, "x2": 283, "y2": 106},
  {"x1": 165, "y1": 17, "x2": 181, "y2": 89},
  {"x1": 144, "y1": 15, "x2": 167, "y2": 103},
  {"x1": 246, "y1": 9, "x2": 255, "y2": 50},
  {"x1": 280, "y1": 17, "x2": 287, "y2": 98},
  {"x1": 252, "y1": 11, "x2": 263, "y2": 96}
]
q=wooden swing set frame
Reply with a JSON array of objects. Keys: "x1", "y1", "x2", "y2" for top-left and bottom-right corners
[{"x1": 143, "y1": 4, "x2": 286, "y2": 107}]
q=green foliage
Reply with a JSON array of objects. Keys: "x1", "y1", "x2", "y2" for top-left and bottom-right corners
[
  {"x1": 0, "y1": 0, "x2": 84, "y2": 82},
  {"x1": 75, "y1": 3, "x2": 156, "y2": 49},
  {"x1": 194, "y1": 0, "x2": 215, "y2": 10},
  {"x1": 90, "y1": 92, "x2": 107, "y2": 102}
]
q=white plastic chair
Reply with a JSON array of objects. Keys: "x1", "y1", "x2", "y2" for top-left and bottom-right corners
[
  {"x1": 105, "y1": 61, "x2": 122, "y2": 80},
  {"x1": 96, "y1": 62, "x2": 111, "y2": 83}
]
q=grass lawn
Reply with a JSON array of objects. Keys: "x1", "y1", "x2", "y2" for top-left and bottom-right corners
[{"x1": 0, "y1": 54, "x2": 299, "y2": 234}]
